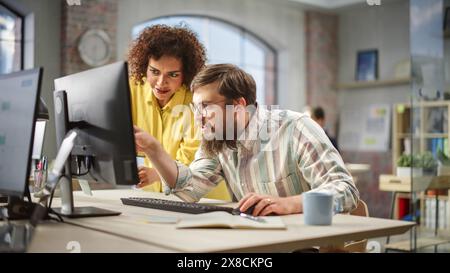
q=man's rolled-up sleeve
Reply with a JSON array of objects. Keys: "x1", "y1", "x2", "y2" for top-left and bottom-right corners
[{"x1": 161, "y1": 148, "x2": 225, "y2": 202}]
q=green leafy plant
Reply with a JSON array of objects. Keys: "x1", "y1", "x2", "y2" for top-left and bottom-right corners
[
  {"x1": 437, "y1": 149, "x2": 450, "y2": 166},
  {"x1": 397, "y1": 153, "x2": 422, "y2": 168},
  {"x1": 421, "y1": 151, "x2": 437, "y2": 170},
  {"x1": 397, "y1": 151, "x2": 438, "y2": 173}
]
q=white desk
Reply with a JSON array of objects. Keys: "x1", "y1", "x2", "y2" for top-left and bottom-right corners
[
  {"x1": 33, "y1": 189, "x2": 415, "y2": 253},
  {"x1": 27, "y1": 221, "x2": 172, "y2": 253}
]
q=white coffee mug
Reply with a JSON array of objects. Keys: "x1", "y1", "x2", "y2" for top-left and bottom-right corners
[{"x1": 303, "y1": 191, "x2": 334, "y2": 225}]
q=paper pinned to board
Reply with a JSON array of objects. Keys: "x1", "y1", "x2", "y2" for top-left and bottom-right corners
[{"x1": 78, "y1": 179, "x2": 92, "y2": 196}]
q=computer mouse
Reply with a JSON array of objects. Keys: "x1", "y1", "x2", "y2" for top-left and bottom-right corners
[{"x1": 232, "y1": 203, "x2": 257, "y2": 215}]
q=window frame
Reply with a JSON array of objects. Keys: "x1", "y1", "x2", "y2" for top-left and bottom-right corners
[
  {"x1": 132, "y1": 14, "x2": 278, "y2": 105},
  {"x1": 0, "y1": 1, "x2": 25, "y2": 73}
]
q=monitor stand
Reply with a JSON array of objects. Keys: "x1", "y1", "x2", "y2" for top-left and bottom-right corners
[
  {"x1": 50, "y1": 126, "x2": 121, "y2": 218},
  {"x1": 51, "y1": 175, "x2": 121, "y2": 218},
  {"x1": 51, "y1": 207, "x2": 120, "y2": 218}
]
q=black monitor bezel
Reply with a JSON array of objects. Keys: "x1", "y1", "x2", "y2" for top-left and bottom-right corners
[
  {"x1": 0, "y1": 67, "x2": 43, "y2": 198},
  {"x1": 53, "y1": 61, "x2": 138, "y2": 186}
]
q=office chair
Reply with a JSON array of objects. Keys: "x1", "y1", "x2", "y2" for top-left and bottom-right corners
[{"x1": 320, "y1": 199, "x2": 370, "y2": 253}]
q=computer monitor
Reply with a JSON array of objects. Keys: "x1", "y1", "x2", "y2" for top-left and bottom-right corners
[
  {"x1": 53, "y1": 61, "x2": 139, "y2": 218},
  {"x1": 31, "y1": 120, "x2": 46, "y2": 161},
  {"x1": 0, "y1": 68, "x2": 43, "y2": 198},
  {"x1": 31, "y1": 97, "x2": 50, "y2": 161}
]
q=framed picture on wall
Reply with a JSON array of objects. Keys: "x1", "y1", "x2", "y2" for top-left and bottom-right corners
[
  {"x1": 356, "y1": 49, "x2": 378, "y2": 81},
  {"x1": 444, "y1": 7, "x2": 450, "y2": 33}
]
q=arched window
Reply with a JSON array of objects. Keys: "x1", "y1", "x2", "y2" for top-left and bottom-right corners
[
  {"x1": 0, "y1": 3, "x2": 23, "y2": 74},
  {"x1": 133, "y1": 15, "x2": 277, "y2": 105}
]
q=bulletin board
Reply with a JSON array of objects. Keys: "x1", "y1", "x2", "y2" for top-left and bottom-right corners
[{"x1": 339, "y1": 104, "x2": 391, "y2": 151}]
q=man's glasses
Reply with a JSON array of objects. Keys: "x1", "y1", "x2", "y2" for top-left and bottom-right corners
[{"x1": 189, "y1": 99, "x2": 229, "y2": 117}]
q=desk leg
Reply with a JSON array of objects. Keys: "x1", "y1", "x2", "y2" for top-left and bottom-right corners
[
  {"x1": 412, "y1": 192, "x2": 417, "y2": 253},
  {"x1": 434, "y1": 193, "x2": 439, "y2": 253},
  {"x1": 386, "y1": 191, "x2": 397, "y2": 245}
]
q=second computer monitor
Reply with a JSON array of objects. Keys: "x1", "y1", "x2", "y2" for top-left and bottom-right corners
[
  {"x1": 53, "y1": 61, "x2": 138, "y2": 186},
  {"x1": 0, "y1": 68, "x2": 43, "y2": 197}
]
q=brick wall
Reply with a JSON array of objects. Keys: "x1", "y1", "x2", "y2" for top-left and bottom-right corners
[
  {"x1": 341, "y1": 151, "x2": 393, "y2": 218},
  {"x1": 304, "y1": 11, "x2": 338, "y2": 137},
  {"x1": 305, "y1": 11, "x2": 392, "y2": 218},
  {"x1": 61, "y1": 0, "x2": 118, "y2": 75}
]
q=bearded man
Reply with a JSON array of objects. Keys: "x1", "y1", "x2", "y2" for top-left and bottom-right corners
[{"x1": 134, "y1": 64, "x2": 359, "y2": 216}]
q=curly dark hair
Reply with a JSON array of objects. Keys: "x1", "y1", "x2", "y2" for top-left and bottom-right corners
[{"x1": 128, "y1": 24, "x2": 207, "y2": 87}]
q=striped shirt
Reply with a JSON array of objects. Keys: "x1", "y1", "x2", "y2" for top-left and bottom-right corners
[{"x1": 163, "y1": 106, "x2": 360, "y2": 212}]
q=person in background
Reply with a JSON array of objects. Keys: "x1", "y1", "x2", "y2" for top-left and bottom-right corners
[
  {"x1": 311, "y1": 106, "x2": 339, "y2": 151},
  {"x1": 127, "y1": 24, "x2": 231, "y2": 201}
]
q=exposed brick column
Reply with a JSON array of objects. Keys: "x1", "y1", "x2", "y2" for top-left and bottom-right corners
[
  {"x1": 305, "y1": 11, "x2": 338, "y2": 137},
  {"x1": 305, "y1": 12, "x2": 393, "y2": 218},
  {"x1": 61, "y1": 0, "x2": 118, "y2": 75}
]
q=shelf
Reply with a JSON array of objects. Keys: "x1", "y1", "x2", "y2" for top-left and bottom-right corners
[
  {"x1": 396, "y1": 100, "x2": 450, "y2": 108},
  {"x1": 422, "y1": 133, "x2": 448, "y2": 138},
  {"x1": 395, "y1": 133, "x2": 448, "y2": 138},
  {"x1": 418, "y1": 100, "x2": 450, "y2": 107},
  {"x1": 379, "y1": 175, "x2": 450, "y2": 192},
  {"x1": 345, "y1": 163, "x2": 370, "y2": 174},
  {"x1": 337, "y1": 77, "x2": 410, "y2": 90},
  {"x1": 418, "y1": 226, "x2": 450, "y2": 237},
  {"x1": 385, "y1": 237, "x2": 450, "y2": 252},
  {"x1": 396, "y1": 133, "x2": 420, "y2": 139}
]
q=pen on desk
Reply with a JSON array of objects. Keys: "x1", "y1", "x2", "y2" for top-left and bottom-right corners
[
  {"x1": 231, "y1": 209, "x2": 266, "y2": 223},
  {"x1": 43, "y1": 156, "x2": 48, "y2": 171},
  {"x1": 239, "y1": 212, "x2": 266, "y2": 223},
  {"x1": 35, "y1": 159, "x2": 42, "y2": 188}
]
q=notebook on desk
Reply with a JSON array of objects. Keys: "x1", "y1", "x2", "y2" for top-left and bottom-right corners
[{"x1": 176, "y1": 211, "x2": 286, "y2": 230}]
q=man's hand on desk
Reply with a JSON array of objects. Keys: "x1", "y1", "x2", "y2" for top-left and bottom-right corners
[
  {"x1": 238, "y1": 193, "x2": 302, "y2": 216},
  {"x1": 136, "y1": 167, "x2": 159, "y2": 188}
]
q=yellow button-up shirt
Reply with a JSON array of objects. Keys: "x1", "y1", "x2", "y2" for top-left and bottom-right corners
[{"x1": 129, "y1": 79, "x2": 231, "y2": 201}]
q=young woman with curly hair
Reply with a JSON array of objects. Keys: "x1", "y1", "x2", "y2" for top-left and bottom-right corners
[{"x1": 128, "y1": 24, "x2": 230, "y2": 201}]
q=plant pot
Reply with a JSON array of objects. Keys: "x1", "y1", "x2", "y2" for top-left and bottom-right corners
[
  {"x1": 396, "y1": 167, "x2": 423, "y2": 177},
  {"x1": 437, "y1": 165, "x2": 450, "y2": 176},
  {"x1": 423, "y1": 167, "x2": 437, "y2": 176}
]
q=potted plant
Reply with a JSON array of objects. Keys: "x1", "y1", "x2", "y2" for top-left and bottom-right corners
[
  {"x1": 437, "y1": 149, "x2": 450, "y2": 176},
  {"x1": 396, "y1": 153, "x2": 423, "y2": 177},
  {"x1": 421, "y1": 151, "x2": 437, "y2": 176}
]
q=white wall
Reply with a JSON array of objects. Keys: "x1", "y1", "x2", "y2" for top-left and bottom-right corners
[
  {"x1": 116, "y1": 0, "x2": 307, "y2": 111},
  {"x1": 337, "y1": 0, "x2": 410, "y2": 116},
  {"x1": 3, "y1": 0, "x2": 61, "y2": 158}
]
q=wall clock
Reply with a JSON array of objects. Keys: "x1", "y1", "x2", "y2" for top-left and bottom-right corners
[{"x1": 78, "y1": 29, "x2": 112, "y2": 67}]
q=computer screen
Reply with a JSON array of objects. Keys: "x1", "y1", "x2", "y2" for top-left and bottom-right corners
[
  {"x1": 31, "y1": 120, "x2": 46, "y2": 160},
  {"x1": 53, "y1": 61, "x2": 138, "y2": 187},
  {"x1": 0, "y1": 68, "x2": 43, "y2": 197},
  {"x1": 31, "y1": 97, "x2": 49, "y2": 161}
]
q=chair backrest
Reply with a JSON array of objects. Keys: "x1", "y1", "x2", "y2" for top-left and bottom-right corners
[
  {"x1": 344, "y1": 199, "x2": 369, "y2": 252},
  {"x1": 351, "y1": 199, "x2": 369, "y2": 217},
  {"x1": 319, "y1": 199, "x2": 370, "y2": 253}
]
